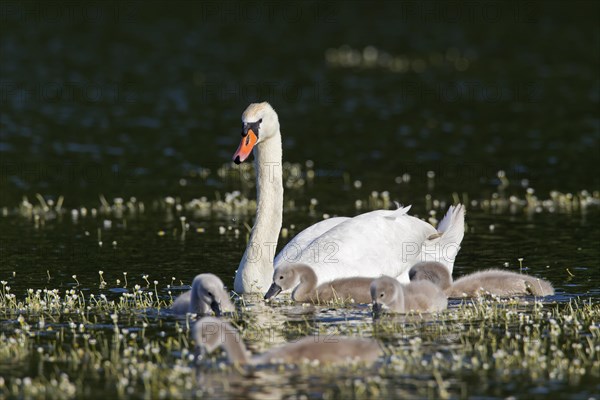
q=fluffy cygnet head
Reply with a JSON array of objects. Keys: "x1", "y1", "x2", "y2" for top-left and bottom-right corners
[
  {"x1": 264, "y1": 264, "x2": 303, "y2": 300},
  {"x1": 370, "y1": 276, "x2": 400, "y2": 313},
  {"x1": 191, "y1": 274, "x2": 235, "y2": 316},
  {"x1": 408, "y1": 261, "x2": 452, "y2": 290}
]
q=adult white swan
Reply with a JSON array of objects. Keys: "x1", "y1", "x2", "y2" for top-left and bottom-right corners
[{"x1": 232, "y1": 102, "x2": 465, "y2": 294}]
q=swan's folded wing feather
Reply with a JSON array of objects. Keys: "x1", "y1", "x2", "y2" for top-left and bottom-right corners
[
  {"x1": 383, "y1": 204, "x2": 412, "y2": 220},
  {"x1": 274, "y1": 216, "x2": 349, "y2": 268}
]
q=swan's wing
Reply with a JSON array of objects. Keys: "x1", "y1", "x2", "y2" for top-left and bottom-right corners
[
  {"x1": 279, "y1": 208, "x2": 437, "y2": 285},
  {"x1": 274, "y1": 217, "x2": 349, "y2": 267}
]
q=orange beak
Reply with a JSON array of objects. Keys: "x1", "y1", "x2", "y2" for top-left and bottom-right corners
[{"x1": 233, "y1": 129, "x2": 258, "y2": 164}]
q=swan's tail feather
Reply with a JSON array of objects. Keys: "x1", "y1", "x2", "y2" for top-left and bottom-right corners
[
  {"x1": 431, "y1": 204, "x2": 466, "y2": 274},
  {"x1": 438, "y1": 204, "x2": 465, "y2": 237},
  {"x1": 437, "y1": 204, "x2": 464, "y2": 233}
]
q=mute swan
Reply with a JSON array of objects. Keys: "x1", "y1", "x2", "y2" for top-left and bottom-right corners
[
  {"x1": 194, "y1": 317, "x2": 382, "y2": 365},
  {"x1": 232, "y1": 102, "x2": 466, "y2": 293},
  {"x1": 408, "y1": 261, "x2": 555, "y2": 297},
  {"x1": 370, "y1": 276, "x2": 448, "y2": 313},
  {"x1": 263, "y1": 263, "x2": 373, "y2": 304},
  {"x1": 171, "y1": 274, "x2": 235, "y2": 316}
]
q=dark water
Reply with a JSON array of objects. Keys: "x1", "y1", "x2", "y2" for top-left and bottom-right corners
[
  {"x1": 0, "y1": 1, "x2": 599, "y2": 399},
  {"x1": 1, "y1": 1, "x2": 599, "y2": 204}
]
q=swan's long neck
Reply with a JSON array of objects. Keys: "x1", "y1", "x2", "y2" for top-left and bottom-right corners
[
  {"x1": 222, "y1": 328, "x2": 251, "y2": 364},
  {"x1": 234, "y1": 133, "x2": 284, "y2": 294},
  {"x1": 291, "y1": 265, "x2": 318, "y2": 302}
]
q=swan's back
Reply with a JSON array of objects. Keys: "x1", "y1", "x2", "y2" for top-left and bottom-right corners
[
  {"x1": 282, "y1": 207, "x2": 437, "y2": 285},
  {"x1": 450, "y1": 269, "x2": 555, "y2": 297},
  {"x1": 403, "y1": 280, "x2": 448, "y2": 312},
  {"x1": 256, "y1": 336, "x2": 381, "y2": 365},
  {"x1": 316, "y1": 277, "x2": 373, "y2": 304},
  {"x1": 274, "y1": 217, "x2": 349, "y2": 267}
]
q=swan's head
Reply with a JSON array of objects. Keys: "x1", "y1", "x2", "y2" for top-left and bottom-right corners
[
  {"x1": 191, "y1": 274, "x2": 235, "y2": 316},
  {"x1": 370, "y1": 276, "x2": 400, "y2": 313},
  {"x1": 408, "y1": 261, "x2": 452, "y2": 290},
  {"x1": 233, "y1": 102, "x2": 280, "y2": 164},
  {"x1": 264, "y1": 264, "x2": 300, "y2": 300},
  {"x1": 193, "y1": 317, "x2": 238, "y2": 355}
]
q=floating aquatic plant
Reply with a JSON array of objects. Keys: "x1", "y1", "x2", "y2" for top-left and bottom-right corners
[{"x1": 0, "y1": 275, "x2": 597, "y2": 399}]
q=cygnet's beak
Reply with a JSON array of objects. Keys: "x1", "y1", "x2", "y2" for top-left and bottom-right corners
[
  {"x1": 210, "y1": 300, "x2": 222, "y2": 317},
  {"x1": 372, "y1": 301, "x2": 382, "y2": 313},
  {"x1": 264, "y1": 283, "x2": 282, "y2": 300}
]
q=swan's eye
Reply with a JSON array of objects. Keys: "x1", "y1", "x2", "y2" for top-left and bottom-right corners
[
  {"x1": 259, "y1": 118, "x2": 263, "y2": 123},
  {"x1": 207, "y1": 292, "x2": 213, "y2": 297},
  {"x1": 279, "y1": 276, "x2": 283, "y2": 280},
  {"x1": 380, "y1": 293, "x2": 384, "y2": 297}
]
